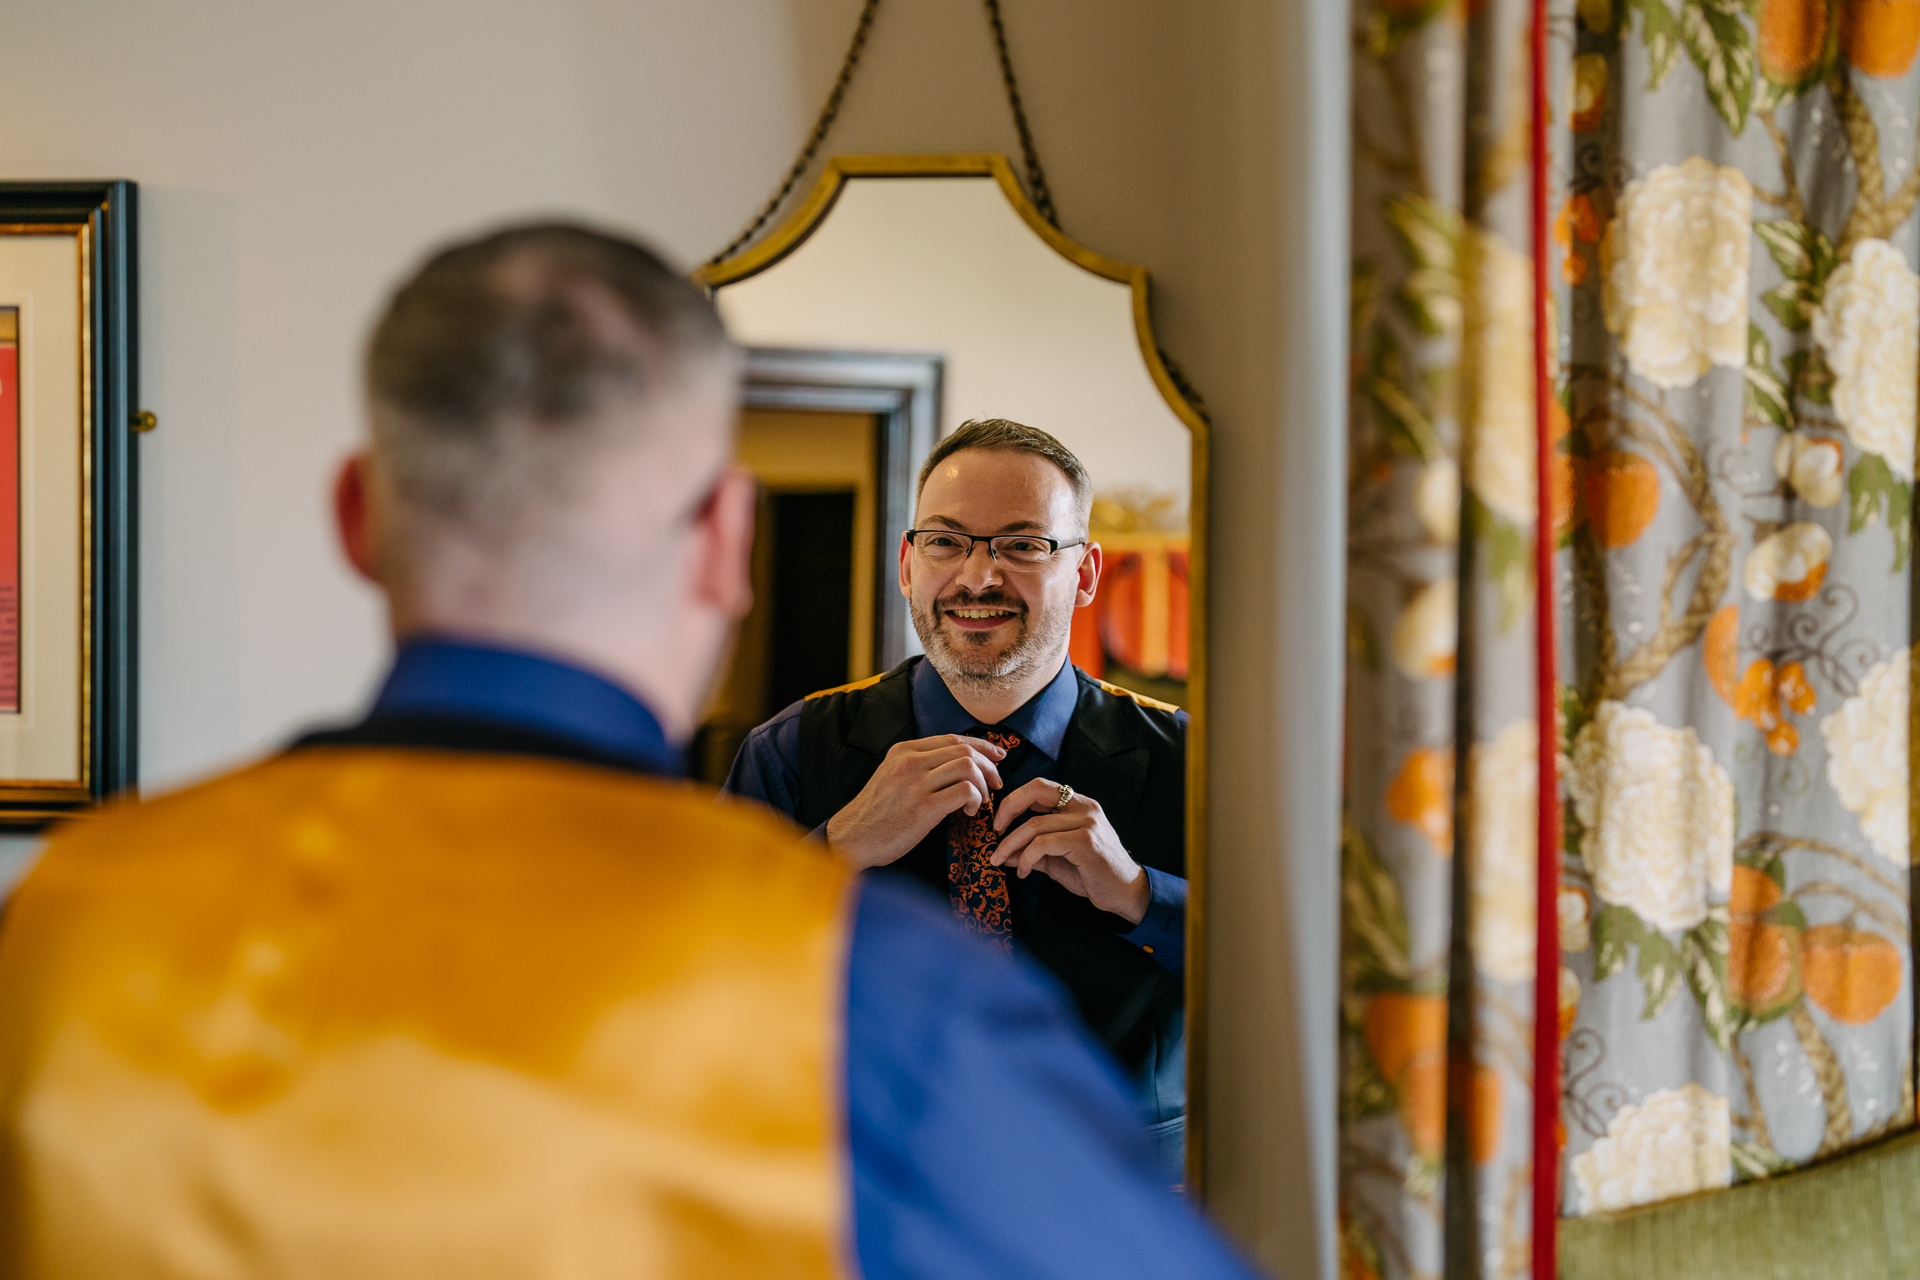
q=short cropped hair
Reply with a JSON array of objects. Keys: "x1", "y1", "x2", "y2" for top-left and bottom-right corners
[
  {"x1": 366, "y1": 221, "x2": 733, "y2": 534},
  {"x1": 915, "y1": 418, "x2": 1093, "y2": 529}
]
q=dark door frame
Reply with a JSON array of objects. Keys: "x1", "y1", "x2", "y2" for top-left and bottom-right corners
[{"x1": 741, "y1": 347, "x2": 942, "y2": 672}]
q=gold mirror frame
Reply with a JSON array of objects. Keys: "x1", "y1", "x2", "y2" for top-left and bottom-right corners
[{"x1": 697, "y1": 153, "x2": 1212, "y2": 1191}]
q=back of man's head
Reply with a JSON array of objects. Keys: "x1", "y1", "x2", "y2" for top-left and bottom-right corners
[
  {"x1": 366, "y1": 221, "x2": 735, "y2": 552},
  {"x1": 347, "y1": 222, "x2": 753, "y2": 734}
]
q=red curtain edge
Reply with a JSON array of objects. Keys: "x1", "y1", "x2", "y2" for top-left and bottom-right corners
[{"x1": 1529, "y1": 0, "x2": 1563, "y2": 1271}]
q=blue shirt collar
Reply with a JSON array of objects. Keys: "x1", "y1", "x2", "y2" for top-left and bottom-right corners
[
  {"x1": 371, "y1": 637, "x2": 682, "y2": 775},
  {"x1": 909, "y1": 654, "x2": 1080, "y2": 760}
]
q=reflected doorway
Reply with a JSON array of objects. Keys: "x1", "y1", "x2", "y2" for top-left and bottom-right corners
[{"x1": 692, "y1": 349, "x2": 941, "y2": 786}]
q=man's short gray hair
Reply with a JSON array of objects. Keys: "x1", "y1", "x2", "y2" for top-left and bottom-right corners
[
  {"x1": 915, "y1": 418, "x2": 1093, "y2": 529},
  {"x1": 366, "y1": 221, "x2": 734, "y2": 537}
]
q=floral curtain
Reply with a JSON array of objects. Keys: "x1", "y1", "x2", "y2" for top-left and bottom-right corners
[{"x1": 1341, "y1": 0, "x2": 1920, "y2": 1274}]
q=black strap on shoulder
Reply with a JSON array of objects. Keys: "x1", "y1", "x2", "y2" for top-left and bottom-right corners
[
  {"x1": 291, "y1": 713, "x2": 659, "y2": 777},
  {"x1": 795, "y1": 658, "x2": 919, "y2": 830}
]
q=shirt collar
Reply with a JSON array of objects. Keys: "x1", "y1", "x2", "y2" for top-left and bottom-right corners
[
  {"x1": 909, "y1": 653, "x2": 1080, "y2": 760},
  {"x1": 371, "y1": 637, "x2": 682, "y2": 775}
]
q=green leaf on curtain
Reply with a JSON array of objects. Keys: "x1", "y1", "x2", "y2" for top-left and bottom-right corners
[
  {"x1": 1361, "y1": 0, "x2": 1452, "y2": 55},
  {"x1": 1751, "y1": 74, "x2": 1794, "y2": 113},
  {"x1": 1769, "y1": 899, "x2": 1808, "y2": 932},
  {"x1": 1763, "y1": 280, "x2": 1819, "y2": 331},
  {"x1": 1340, "y1": 1032, "x2": 1400, "y2": 1121},
  {"x1": 1849, "y1": 453, "x2": 1895, "y2": 532},
  {"x1": 1381, "y1": 193, "x2": 1461, "y2": 273},
  {"x1": 1783, "y1": 347, "x2": 1835, "y2": 404},
  {"x1": 1637, "y1": 927, "x2": 1684, "y2": 1019},
  {"x1": 1465, "y1": 492, "x2": 1530, "y2": 634},
  {"x1": 1629, "y1": 0, "x2": 1684, "y2": 87},
  {"x1": 1753, "y1": 220, "x2": 1837, "y2": 286},
  {"x1": 1593, "y1": 904, "x2": 1643, "y2": 982},
  {"x1": 1558, "y1": 681, "x2": 1593, "y2": 756},
  {"x1": 1682, "y1": 914, "x2": 1743, "y2": 1052},
  {"x1": 1889, "y1": 479, "x2": 1911, "y2": 570},
  {"x1": 1679, "y1": 0, "x2": 1756, "y2": 135},
  {"x1": 1736, "y1": 846, "x2": 1786, "y2": 881},
  {"x1": 1730, "y1": 1140, "x2": 1793, "y2": 1179},
  {"x1": 1341, "y1": 812, "x2": 1413, "y2": 991},
  {"x1": 1362, "y1": 329, "x2": 1444, "y2": 462},
  {"x1": 1380, "y1": 194, "x2": 1462, "y2": 337},
  {"x1": 1745, "y1": 323, "x2": 1792, "y2": 427},
  {"x1": 1399, "y1": 267, "x2": 1461, "y2": 336}
]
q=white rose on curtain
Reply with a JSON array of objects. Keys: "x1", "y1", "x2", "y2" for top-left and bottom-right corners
[
  {"x1": 1468, "y1": 720, "x2": 1538, "y2": 983},
  {"x1": 1771, "y1": 435, "x2": 1845, "y2": 507},
  {"x1": 1391, "y1": 576, "x2": 1458, "y2": 679},
  {"x1": 1819, "y1": 648, "x2": 1910, "y2": 865},
  {"x1": 1459, "y1": 227, "x2": 1539, "y2": 525},
  {"x1": 1567, "y1": 701, "x2": 1734, "y2": 931},
  {"x1": 1414, "y1": 456, "x2": 1461, "y2": 544},
  {"x1": 1742, "y1": 521, "x2": 1833, "y2": 602},
  {"x1": 1600, "y1": 156, "x2": 1752, "y2": 389},
  {"x1": 1571, "y1": 1083, "x2": 1732, "y2": 1214},
  {"x1": 1811, "y1": 239, "x2": 1918, "y2": 479}
]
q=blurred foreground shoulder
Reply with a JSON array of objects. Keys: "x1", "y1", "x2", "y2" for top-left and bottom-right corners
[{"x1": 844, "y1": 874, "x2": 1262, "y2": 1280}]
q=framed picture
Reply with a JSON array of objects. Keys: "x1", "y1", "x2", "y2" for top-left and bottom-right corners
[{"x1": 0, "y1": 182, "x2": 139, "y2": 824}]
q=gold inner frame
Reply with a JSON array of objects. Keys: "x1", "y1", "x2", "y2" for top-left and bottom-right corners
[
  {"x1": 0, "y1": 221, "x2": 94, "y2": 808},
  {"x1": 697, "y1": 153, "x2": 1213, "y2": 1192}
]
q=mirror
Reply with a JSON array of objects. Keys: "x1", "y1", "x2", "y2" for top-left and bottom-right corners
[{"x1": 697, "y1": 154, "x2": 1207, "y2": 1186}]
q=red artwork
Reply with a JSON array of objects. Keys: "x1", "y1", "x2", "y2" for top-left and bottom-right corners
[
  {"x1": 0, "y1": 310, "x2": 20, "y2": 712},
  {"x1": 1069, "y1": 542, "x2": 1189, "y2": 684}
]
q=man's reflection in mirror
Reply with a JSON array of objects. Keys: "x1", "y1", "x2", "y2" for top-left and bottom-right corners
[{"x1": 727, "y1": 418, "x2": 1187, "y2": 1179}]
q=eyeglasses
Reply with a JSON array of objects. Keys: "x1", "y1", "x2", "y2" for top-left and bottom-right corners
[{"x1": 904, "y1": 529, "x2": 1087, "y2": 568}]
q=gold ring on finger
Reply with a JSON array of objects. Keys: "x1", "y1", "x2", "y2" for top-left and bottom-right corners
[{"x1": 1054, "y1": 782, "x2": 1074, "y2": 812}]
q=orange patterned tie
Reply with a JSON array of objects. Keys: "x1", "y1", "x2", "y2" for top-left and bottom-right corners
[{"x1": 945, "y1": 729, "x2": 1021, "y2": 951}]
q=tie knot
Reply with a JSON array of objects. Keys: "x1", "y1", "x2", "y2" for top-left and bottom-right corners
[{"x1": 982, "y1": 728, "x2": 1022, "y2": 753}]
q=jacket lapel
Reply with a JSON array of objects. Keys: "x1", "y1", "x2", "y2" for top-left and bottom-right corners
[{"x1": 1057, "y1": 675, "x2": 1151, "y2": 844}]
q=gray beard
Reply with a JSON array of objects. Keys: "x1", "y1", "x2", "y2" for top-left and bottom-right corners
[{"x1": 911, "y1": 592, "x2": 1072, "y2": 694}]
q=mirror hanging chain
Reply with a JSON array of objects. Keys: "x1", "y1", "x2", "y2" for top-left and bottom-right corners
[
  {"x1": 981, "y1": 0, "x2": 1057, "y2": 227},
  {"x1": 706, "y1": 0, "x2": 1060, "y2": 267}
]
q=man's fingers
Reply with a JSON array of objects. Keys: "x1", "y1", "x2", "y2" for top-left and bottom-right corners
[
  {"x1": 928, "y1": 779, "x2": 985, "y2": 818},
  {"x1": 908, "y1": 733, "x2": 1008, "y2": 760},
  {"x1": 925, "y1": 757, "x2": 1002, "y2": 808},
  {"x1": 915, "y1": 743, "x2": 1003, "y2": 792},
  {"x1": 1016, "y1": 832, "x2": 1075, "y2": 878},
  {"x1": 990, "y1": 813, "x2": 1079, "y2": 864},
  {"x1": 992, "y1": 776, "x2": 1078, "y2": 831}
]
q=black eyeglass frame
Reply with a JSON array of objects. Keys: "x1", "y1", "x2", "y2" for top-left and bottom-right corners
[{"x1": 902, "y1": 528, "x2": 1089, "y2": 563}]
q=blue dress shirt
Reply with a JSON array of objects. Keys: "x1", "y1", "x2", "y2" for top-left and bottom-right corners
[
  {"x1": 724, "y1": 655, "x2": 1189, "y2": 970},
  {"x1": 361, "y1": 638, "x2": 1259, "y2": 1280}
]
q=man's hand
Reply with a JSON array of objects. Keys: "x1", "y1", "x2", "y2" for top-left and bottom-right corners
[
  {"x1": 825, "y1": 735, "x2": 1009, "y2": 871},
  {"x1": 990, "y1": 781, "x2": 1150, "y2": 925}
]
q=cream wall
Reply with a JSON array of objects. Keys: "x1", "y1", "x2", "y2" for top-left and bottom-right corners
[
  {"x1": 0, "y1": 2, "x2": 1345, "y2": 1276},
  {"x1": 716, "y1": 174, "x2": 1192, "y2": 514}
]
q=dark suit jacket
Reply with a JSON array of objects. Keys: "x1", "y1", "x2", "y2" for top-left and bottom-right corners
[{"x1": 794, "y1": 658, "x2": 1186, "y2": 1124}]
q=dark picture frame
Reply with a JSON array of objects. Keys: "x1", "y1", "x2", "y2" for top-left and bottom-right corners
[{"x1": 0, "y1": 182, "x2": 139, "y2": 824}]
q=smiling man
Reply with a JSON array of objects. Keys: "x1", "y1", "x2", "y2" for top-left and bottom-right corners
[{"x1": 727, "y1": 418, "x2": 1188, "y2": 1177}]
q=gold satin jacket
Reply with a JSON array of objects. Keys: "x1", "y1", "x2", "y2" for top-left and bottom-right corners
[{"x1": 0, "y1": 748, "x2": 853, "y2": 1279}]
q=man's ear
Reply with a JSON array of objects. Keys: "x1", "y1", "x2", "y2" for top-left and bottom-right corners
[
  {"x1": 333, "y1": 453, "x2": 383, "y2": 584},
  {"x1": 898, "y1": 529, "x2": 915, "y2": 600},
  {"x1": 1074, "y1": 541, "x2": 1103, "y2": 608},
  {"x1": 688, "y1": 467, "x2": 757, "y2": 620}
]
